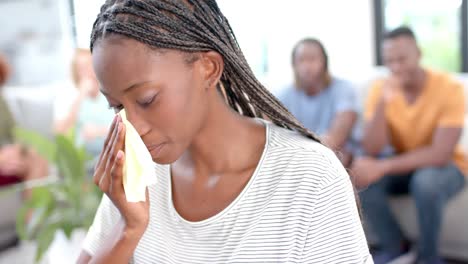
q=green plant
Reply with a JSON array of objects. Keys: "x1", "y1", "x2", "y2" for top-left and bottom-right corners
[{"x1": 13, "y1": 128, "x2": 102, "y2": 263}]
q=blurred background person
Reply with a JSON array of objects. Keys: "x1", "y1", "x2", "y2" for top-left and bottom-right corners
[
  {"x1": 277, "y1": 38, "x2": 359, "y2": 166},
  {"x1": 0, "y1": 53, "x2": 48, "y2": 196},
  {"x1": 353, "y1": 26, "x2": 466, "y2": 264},
  {"x1": 53, "y1": 48, "x2": 114, "y2": 160}
]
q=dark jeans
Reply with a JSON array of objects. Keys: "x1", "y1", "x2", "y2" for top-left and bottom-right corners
[{"x1": 360, "y1": 164, "x2": 465, "y2": 260}]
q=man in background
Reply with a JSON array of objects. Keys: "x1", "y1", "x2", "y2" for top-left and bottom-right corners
[
  {"x1": 353, "y1": 26, "x2": 466, "y2": 264},
  {"x1": 277, "y1": 38, "x2": 359, "y2": 165}
]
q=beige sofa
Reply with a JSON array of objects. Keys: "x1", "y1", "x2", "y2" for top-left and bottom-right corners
[{"x1": 353, "y1": 68, "x2": 468, "y2": 261}]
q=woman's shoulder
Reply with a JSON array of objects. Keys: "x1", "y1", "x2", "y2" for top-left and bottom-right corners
[
  {"x1": 261, "y1": 123, "x2": 354, "y2": 209},
  {"x1": 268, "y1": 122, "x2": 333, "y2": 158},
  {"x1": 266, "y1": 123, "x2": 345, "y2": 181}
]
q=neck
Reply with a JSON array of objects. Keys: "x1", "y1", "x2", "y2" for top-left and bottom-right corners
[
  {"x1": 301, "y1": 75, "x2": 329, "y2": 96},
  {"x1": 404, "y1": 68, "x2": 426, "y2": 93},
  {"x1": 176, "y1": 89, "x2": 266, "y2": 176}
]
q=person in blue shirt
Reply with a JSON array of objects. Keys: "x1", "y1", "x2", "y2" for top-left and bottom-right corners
[{"x1": 277, "y1": 38, "x2": 359, "y2": 165}]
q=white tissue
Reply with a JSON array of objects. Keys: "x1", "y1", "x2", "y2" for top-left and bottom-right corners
[{"x1": 119, "y1": 109, "x2": 157, "y2": 202}]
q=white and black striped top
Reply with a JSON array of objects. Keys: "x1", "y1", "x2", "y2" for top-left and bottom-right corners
[{"x1": 83, "y1": 121, "x2": 372, "y2": 263}]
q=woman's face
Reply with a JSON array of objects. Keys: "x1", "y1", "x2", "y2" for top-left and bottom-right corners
[{"x1": 92, "y1": 36, "x2": 214, "y2": 164}]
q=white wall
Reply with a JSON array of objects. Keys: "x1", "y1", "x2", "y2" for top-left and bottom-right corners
[
  {"x1": 218, "y1": 0, "x2": 376, "y2": 92},
  {"x1": 0, "y1": 0, "x2": 74, "y2": 85},
  {"x1": 73, "y1": 0, "x2": 106, "y2": 49},
  {"x1": 74, "y1": 1, "x2": 376, "y2": 92}
]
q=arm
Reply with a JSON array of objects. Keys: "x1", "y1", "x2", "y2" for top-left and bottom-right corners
[
  {"x1": 82, "y1": 125, "x2": 112, "y2": 142},
  {"x1": 381, "y1": 127, "x2": 462, "y2": 175},
  {"x1": 322, "y1": 111, "x2": 357, "y2": 150},
  {"x1": 361, "y1": 98, "x2": 390, "y2": 156},
  {"x1": 302, "y1": 161, "x2": 371, "y2": 263},
  {"x1": 361, "y1": 78, "x2": 404, "y2": 156},
  {"x1": 322, "y1": 81, "x2": 359, "y2": 150},
  {"x1": 77, "y1": 218, "x2": 144, "y2": 264},
  {"x1": 381, "y1": 78, "x2": 465, "y2": 175},
  {"x1": 54, "y1": 92, "x2": 86, "y2": 135},
  {"x1": 78, "y1": 115, "x2": 149, "y2": 263}
]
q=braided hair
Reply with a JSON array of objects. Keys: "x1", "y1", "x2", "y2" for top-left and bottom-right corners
[{"x1": 90, "y1": 0, "x2": 320, "y2": 142}]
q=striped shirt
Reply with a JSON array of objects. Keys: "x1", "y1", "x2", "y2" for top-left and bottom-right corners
[{"x1": 82, "y1": 121, "x2": 372, "y2": 263}]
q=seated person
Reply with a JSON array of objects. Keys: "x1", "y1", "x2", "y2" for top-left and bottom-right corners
[
  {"x1": 0, "y1": 53, "x2": 48, "y2": 195},
  {"x1": 53, "y1": 49, "x2": 115, "y2": 158},
  {"x1": 353, "y1": 26, "x2": 467, "y2": 264},
  {"x1": 277, "y1": 38, "x2": 358, "y2": 165}
]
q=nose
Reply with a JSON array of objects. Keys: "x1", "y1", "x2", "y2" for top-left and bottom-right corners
[
  {"x1": 124, "y1": 109, "x2": 151, "y2": 138},
  {"x1": 389, "y1": 61, "x2": 403, "y2": 76}
]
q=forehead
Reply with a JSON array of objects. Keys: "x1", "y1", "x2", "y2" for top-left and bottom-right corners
[
  {"x1": 295, "y1": 42, "x2": 322, "y2": 58},
  {"x1": 91, "y1": 36, "x2": 187, "y2": 95},
  {"x1": 93, "y1": 36, "x2": 156, "y2": 67},
  {"x1": 382, "y1": 36, "x2": 417, "y2": 55}
]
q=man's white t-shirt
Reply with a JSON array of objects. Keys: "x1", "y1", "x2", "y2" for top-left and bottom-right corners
[{"x1": 83, "y1": 121, "x2": 372, "y2": 263}]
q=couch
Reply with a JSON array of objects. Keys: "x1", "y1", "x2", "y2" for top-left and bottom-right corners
[{"x1": 353, "y1": 68, "x2": 468, "y2": 261}]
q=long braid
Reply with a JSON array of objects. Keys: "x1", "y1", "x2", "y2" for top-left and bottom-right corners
[{"x1": 91, "y1": 0, "x2": 321, "y2": 142}]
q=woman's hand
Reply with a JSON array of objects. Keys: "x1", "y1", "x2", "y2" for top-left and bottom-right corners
[
  {"x1": 93, "y1": 114, "x2": 150, "y2": 234},
  {"x1": 0, "y1": 144, "x2": 27, "y2": 176}
]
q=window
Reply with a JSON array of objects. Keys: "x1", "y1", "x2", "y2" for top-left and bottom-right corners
[
  {"x1": 374, "y1": 0, "x2": 468, "y2": 72},
  {"x1": 71, "y1": 0, "x2": 105, "y2": 49}
]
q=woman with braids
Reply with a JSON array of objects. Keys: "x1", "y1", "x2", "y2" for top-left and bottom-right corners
[{"x1": 78, "y1": 1, "x2": 371, "y2": 263}]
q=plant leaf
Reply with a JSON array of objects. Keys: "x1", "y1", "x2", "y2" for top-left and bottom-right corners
[
  {"x1": 11, "y1": 128, "x2": 104, "y2": 262},
  {"x1": 16, "y1": 186, "x2": 56, "y2": 241},
  {"x1": 30, "y1": 187, "x2": 53, "y2": 208},
  {"x1": 15, "y1": 197, "x2": 38, "y2": 241},
  {"x1": 55, "y1": 135, "x2": 86, "y2": 183},
  {"x1": 34, "y1": 223, "x2": 59, "y2": 263},
  {"x1": 13, "y1": 127, "x2": 56, "y2": 163},
  {"x1": 62, "y1": 222, "x2": 74, "y2": 239}
]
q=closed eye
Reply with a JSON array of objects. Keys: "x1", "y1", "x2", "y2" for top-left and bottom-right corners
[{"x1": 137, "y1": 94, "x2": 157, "y2": 108}]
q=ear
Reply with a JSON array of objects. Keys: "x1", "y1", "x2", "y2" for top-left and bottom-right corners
[
  {"x1": 416, "y1": 45, "x2": 422, "y2": 61},
  {"x1": 199, "y1": 51, "x2": 224, "y2": 90}
]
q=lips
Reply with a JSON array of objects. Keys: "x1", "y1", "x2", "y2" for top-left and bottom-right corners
[{"x1": 145, "y1": 143, "x2": 166, "y2": 157}]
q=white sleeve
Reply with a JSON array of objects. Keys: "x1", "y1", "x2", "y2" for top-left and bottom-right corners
[
  {"x1": 53, "y1": 87, "x2": 78, "y2": 122},
  {"x1": 81, "y1": 194, "x2": 122, "y2": 256},
  {"x1": 301, "y1": 152, "x2": 373, "y2": 263}
]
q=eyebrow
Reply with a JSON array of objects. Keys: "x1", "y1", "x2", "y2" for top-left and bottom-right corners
[{"x1": 100, "y1": 81, "x2": 153, "y2": 96}]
